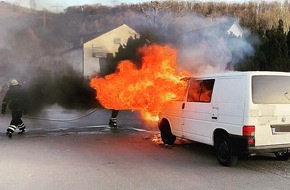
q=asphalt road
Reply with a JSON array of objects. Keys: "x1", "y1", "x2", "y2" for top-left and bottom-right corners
[{"x1": 0, "y1": 106, "x2": 290, "y2": 190}]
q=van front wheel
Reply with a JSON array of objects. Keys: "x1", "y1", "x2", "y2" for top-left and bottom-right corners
[
  {"x1": 159, "y1": 120, "x2": 176, "y2": 145},
  {"x1": 215, "y1": 135, "x2": 238, "y2": 166},
  {"x1": 274, "y1": 149, "x2": 290, "y2": 161}
]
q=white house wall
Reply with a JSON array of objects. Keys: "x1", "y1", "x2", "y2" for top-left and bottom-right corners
[
  {"x1": 227, "y1": 22, "x2": 243, "y2": 37},
  {"x1": 83, "y1": 24, "x2": 139, "y2": 77}
]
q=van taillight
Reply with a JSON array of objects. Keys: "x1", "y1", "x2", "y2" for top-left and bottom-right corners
[
  {"x1": 243, "y1": 125, "x2": 255, "y2": 146},
  {"x1": 243, "y1": 125, "x2": 255, "y2": 137}
]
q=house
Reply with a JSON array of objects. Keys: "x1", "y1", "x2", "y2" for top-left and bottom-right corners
[
  {"x1": 63, "y1": 24, "x2": 139, "y2": 78},
  {"x1": 226, "y1": 20, "x2": 243, "y2": 37},
  {"x1": 181, "y1": 19, "x2": 244, "y2": 46}
]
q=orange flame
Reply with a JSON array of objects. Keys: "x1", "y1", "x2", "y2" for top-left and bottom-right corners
[{"x1": 90, "y1": 44, "x2": 188, "y2": 121}]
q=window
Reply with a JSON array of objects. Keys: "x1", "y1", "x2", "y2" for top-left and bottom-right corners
[
  {"x1": 200, "y1": 79, "x2": 215, "y2": 102},
  {"x1": 187, "y1": 79, "x2": 215, "y2": 103},
  {"x1": 252, "y1": 76, "x2": 290, "y2": 104},
  {"x1": 187, "y1": 80, "x2": 201, "y2": 102},
  {"x1": 92, "y1": 45, "x2": 106, "y2": 57}
]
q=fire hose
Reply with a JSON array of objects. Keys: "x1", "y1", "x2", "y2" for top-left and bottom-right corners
[{"x1": 2, "y1": 108, "x2": 99, "y2": 122}]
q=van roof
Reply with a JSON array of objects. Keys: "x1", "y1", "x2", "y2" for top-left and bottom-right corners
[{"x1": 194, "y1": 71, "x2": 290, "y2": 78}]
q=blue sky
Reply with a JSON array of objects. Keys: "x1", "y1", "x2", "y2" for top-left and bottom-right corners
[{"x1": 4, "y1": 0, "x2": 284, "y2": 12}]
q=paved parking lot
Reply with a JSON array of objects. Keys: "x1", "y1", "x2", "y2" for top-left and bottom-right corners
[{"x1": 0, "y1": 107, "x2": 290, "y2": 190}]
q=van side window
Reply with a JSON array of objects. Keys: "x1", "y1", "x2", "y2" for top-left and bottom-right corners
[
  {"x1": 200, "y1": 79, "x2": 215, "y2": 102},
  {"x1": 187, "y1": 79, "x2": 215, "y2": 103},
  {"x1": 187, "y1": 80, "x2": 201, "y2": 102}
]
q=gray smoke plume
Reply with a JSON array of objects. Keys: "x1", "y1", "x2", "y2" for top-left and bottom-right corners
[
  {"x1": 0, "y1": 11, "x2": 39, "y2": 79},
  {"x1": 0, "y1": 3, "x2": 255, "y2": 116},
  {"x1": 132, "y1": 10, "x2": 255, "y2": 75},
  {"x1": 176, "y1": 16, "x2": 255, "y2": 75},
  {"x1": 0, "y1": 4, "x2": 100, "y2": 115}
]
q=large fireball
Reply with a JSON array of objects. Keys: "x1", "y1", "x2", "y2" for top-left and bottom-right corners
[{"x1": 90, "y1": 44, "x2": 188, "y2": 121}]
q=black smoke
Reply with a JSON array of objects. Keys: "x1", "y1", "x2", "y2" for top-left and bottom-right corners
[{"x1": 24, "y1": 71, "x2": 101, "y2": 115}]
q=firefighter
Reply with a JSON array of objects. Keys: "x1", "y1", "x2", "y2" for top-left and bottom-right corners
[
  {"x1": 109, "y1": 109, "x2": 119, "y2": 127},
  {"x1": 1, "y1": 79, "x2": 28, "y2": 138}
]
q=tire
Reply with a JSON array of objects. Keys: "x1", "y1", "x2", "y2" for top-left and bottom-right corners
[
  {"x1": 274, "y1": 149, "x2": 290, "y2": 161},
  {"x1": 159, "y1": 120, "x2": 176, "y2": 145},
  {"x1": 215, "y1": 134, "x2": 238, "y2": 167}
]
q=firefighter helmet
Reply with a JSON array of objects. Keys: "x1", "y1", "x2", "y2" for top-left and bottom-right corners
[{"x1": 9, "y1": 79, "x2": 19, "y2": 86}]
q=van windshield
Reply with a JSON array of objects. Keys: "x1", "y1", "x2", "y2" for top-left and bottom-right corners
[{"x1": 252, "y1": 76, "x2": 290, "y2": 104}]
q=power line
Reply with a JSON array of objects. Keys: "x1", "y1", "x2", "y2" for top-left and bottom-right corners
[{"x1": 51, "y1": 4, "x2": 64, "y2": 12}]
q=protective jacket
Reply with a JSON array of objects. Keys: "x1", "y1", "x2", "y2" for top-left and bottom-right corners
[{"x1": 2, "y1": 85, "x2": 28, "y2": 114}]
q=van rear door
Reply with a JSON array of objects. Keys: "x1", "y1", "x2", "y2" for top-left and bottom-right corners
[{"x1": 250, "y1": 75, "x2": 290, "y2": 146}]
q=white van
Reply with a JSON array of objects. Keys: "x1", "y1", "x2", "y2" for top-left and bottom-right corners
[{"x1": 158, "y1": 71, "x2": 290, "y2": 166}]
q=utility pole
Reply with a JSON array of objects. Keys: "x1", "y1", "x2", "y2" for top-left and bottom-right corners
[
  {"x1": 30, "y1": 0, "x2": 36, "y2": 11},
  {"x1": 42, "y1": 11, "x2": 46, "y2": 33}
]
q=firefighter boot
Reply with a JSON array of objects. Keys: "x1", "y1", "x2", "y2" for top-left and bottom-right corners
[
  {"x1": 18, "y1": 123, "x2": 26, "y2": 134},
  {"x1": 6, "y1": 126, "x2": 15, "y2": 138},
  {"x1": 109, "y1": 118, "x2": 118, "y2": 128},
  {"x1": 18, "y1": 129, "x2": 25, "y2": 134},
  {"x1": 6, "y1": 131, "x2": 12, "y2": 138}
]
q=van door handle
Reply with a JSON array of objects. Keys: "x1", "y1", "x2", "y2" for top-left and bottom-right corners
[
  {"x1": 212, "y1": 107, "x2": 218, "y2": 119},
  {"x1": 182, "y1": 103, "x2": 185, "y2": 109}
]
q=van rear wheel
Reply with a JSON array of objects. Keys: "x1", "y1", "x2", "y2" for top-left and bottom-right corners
[
  {"x1": 159, "y1": 120, "x2": 176, "y2": 145},
  {"x1": 215, "y1": 135, "x2": 238, "y2": 166},
  {"x1": 274, "y1": 149, "x2": 290, "y2": 161}
]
